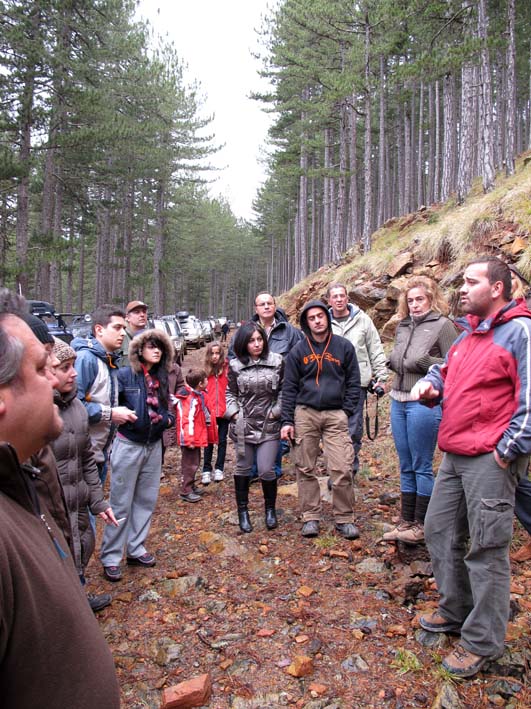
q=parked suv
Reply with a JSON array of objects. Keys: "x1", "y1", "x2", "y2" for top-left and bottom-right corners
[
  {"x1": 71, "y1": 313, "x2": 93, "y2": 339},
  {"x1": 160, "y1": 316, "x2": 187, "y2": 364},
  {"x1": 150, "y1": 316, "x2": 186, "y2": 365},
  {"x1": 201, "y1": 319, "x2": 214, "y2": 342},
  {"x1": 28, "y1": 300, "x2": 73, "y2": 343},
  {"x1": 176, "y1": 311, "x2": 205, "y2": 348}
]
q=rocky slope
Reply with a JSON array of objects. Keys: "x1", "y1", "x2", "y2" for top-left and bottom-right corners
[{"x1": 280, "y1": 153, "x2": 531, "y2": 338}]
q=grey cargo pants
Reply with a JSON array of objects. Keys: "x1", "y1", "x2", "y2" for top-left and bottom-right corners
[{"x1": 425, "y1": 451, "x2": 527, "y2": 657}]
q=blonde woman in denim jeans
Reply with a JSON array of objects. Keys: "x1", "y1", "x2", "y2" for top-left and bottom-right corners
[{"x1": 384, "y1": 277, "x2": 457, "y2": 544}]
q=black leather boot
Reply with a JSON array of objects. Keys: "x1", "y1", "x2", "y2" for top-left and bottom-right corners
[
  {"x1": 261, "y1": 478, "x2": 278, "y2": 530},
  {"x1": 234, "y1": 475, "x2": 252, "y2": 533}
]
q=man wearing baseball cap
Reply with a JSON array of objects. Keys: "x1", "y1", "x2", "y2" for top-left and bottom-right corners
[{"x1": 121, "y1": 300, "x2": 148, "y2": 367}]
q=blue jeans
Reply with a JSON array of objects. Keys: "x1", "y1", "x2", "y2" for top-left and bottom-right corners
[{"x1": 390, "y1": 399, "x2": 441, "y2": 498}]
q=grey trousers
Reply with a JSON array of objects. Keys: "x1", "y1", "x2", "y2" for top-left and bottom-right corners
[
  {"x1": 235, "y1": 439, "x2": 278, "y2": 481},
  {"x1": 100, "y1": 436, "x2": 162, "y2": 566},
  {"x1": 425, "y1": 451, "x2": 526, "y2": 657}
]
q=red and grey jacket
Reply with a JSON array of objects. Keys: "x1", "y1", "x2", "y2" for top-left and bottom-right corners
[
  {"x1": 175, "y1": 386, "x2": 217, "y2": 448},
  {"x1": 422, "y1": 299, "x2": 531, "y2": 461}
]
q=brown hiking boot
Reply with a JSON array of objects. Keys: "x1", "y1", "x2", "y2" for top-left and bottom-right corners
[
  {"x1": 511, "y1": 540, "x2": 531, "y2": 563},
  {"x1": 396, "y1": 522, "x2": 424, "y2": 545},
  {"x1": 442, "y1": 644, "x2": 495, "y2": 678},
  {"x1": 419, "y1": 610, "x2": 462, "y2": 634},
  {"x1": 382, "y1": 520, "x2": 413, "y2": 541}
]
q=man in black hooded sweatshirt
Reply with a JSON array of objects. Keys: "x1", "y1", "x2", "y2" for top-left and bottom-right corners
[{"x1": 281, "y1": 300, "x2": 361, "y2": 539}]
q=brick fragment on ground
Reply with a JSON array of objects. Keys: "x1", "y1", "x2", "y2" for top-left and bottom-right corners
[{"x1": 161, "y1": 673, "x2": 212, "y2": 708}]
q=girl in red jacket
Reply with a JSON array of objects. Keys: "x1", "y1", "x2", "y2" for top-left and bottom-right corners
[
  {"x1": 201, "y1": 343, "x2": 229, "y2": 484},
  {"x1": 175, "y1": 368, "x2": 217, "y2": 502}
]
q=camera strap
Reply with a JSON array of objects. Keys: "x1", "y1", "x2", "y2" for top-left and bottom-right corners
[{"x1": 365, "y1": 393, "x2": 379, "y2": 441}]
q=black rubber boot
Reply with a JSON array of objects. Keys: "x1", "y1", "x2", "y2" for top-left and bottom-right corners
[
  {"x1": 414, "y1": 494, "x2": 431, "y2": 525},
  {"x1": 234, "y1": 475, "x2": 252, "y2": 533},
  {"x1": 261, "y1": 478, "x2": 278, "y2": 530},
  {"x1": 401, "y1": 491, "x2": 416, "y2": 523}
]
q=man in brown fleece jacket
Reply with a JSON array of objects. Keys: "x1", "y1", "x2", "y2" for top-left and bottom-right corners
[{"x1": 0, "y1": 289, "x2": 120, "y2": 709}]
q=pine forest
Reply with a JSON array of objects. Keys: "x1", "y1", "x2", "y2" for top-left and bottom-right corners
[{"x1": 1, "y1": 0, "x2": 531, "y2": 318}]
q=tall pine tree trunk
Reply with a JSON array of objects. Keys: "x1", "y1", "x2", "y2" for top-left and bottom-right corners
[
  {"x1": 505, "y1": 0, "x2": 516, "y2": 176},
  {"x1": 441, "y1": 72, "x2": 456, "y2": 202},
  {"x1": 457, "y1": 60, "x2": 475, "y2": 204},
  {"x1": 333, "y1": 102, "x2": 348, "y2": 261},
  {"x1": 377, "y1": 55, "x2": 386, "y2": 227},
  {"x1": 478, "y1": 0, "x2": 495, "y2": 192},
  {"x1": 434, "y1": 80, "x2": 441, "y2": 202},
  {"x1": 417, "y1": 81, "x2": 424, "y2": 208},
  {"x1": 348, "y1": 100, "x2": 359, "y2": 245},
  {"x1": 427, "y1": 82, "x2": 435, "y2": 205},
  {"x1": 362, "y1": 16, "x2": 372, "y2": 252}
]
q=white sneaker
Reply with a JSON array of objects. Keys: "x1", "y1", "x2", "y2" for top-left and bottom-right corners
[
  {"x1": 214, "y1": 469, "x2": 224, "y2": 482},
  {"x1": 201, "y1": 470, "x2": 211, "y2": 485}
]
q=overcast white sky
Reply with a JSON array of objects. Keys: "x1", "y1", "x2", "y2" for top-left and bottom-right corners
[{"x1": 136, "y1": 0, "x2": 276, "y2": 221}]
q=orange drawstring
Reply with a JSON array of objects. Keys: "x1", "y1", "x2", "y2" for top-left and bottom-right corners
[{"x1": 305, "y1": 332, "x2": 332, "y2": 387}]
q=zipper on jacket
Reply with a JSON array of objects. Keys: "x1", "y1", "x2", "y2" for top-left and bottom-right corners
[{"x1": 40, "y1": 512, "x2": 69, "y2": 559}]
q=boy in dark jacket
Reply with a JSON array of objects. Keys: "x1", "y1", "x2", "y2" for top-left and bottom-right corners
[
  {"x1": 281, "y1": 300, "x2": 361, "y2": 540},
  {"x1": 176, "y1": 367, "x2": 217, "y2": 502},
  {"x1": 100, "y1": 329, "x2": 174, "y2": 582}
]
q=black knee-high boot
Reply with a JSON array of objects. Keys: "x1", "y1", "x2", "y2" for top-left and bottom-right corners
[
  {"x1": 414, "y1": 494, "x2": 430, "y2": 525},
  {"x1": 234, "y1": 475, "x2": 252, "y2": 533},
  {"x1": 261, "y1": 478, "x2": 278, "y2": 530}
]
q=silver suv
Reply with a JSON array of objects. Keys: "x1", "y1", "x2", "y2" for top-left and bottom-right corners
[
  {"x1": 150, "y1": 317, "x2": 187, "y2": 364},
  {"x1": 176, "y1": 311, "x2": 205, "y2": 349}
]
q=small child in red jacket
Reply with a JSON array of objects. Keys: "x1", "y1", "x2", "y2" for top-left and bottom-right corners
[{"x1": 175, "y1": 367, "x2": 217, "y2": 503}]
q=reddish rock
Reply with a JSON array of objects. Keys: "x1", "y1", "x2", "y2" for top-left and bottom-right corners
[
  {"x1": 386, "y1": 251, "x2": 414, "y2": 278},
  {"x1": 161, "y1": 673, "x2": 212, "y2": 708}
]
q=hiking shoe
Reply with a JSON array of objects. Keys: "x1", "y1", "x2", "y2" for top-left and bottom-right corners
[
  {"x1": 192, "y1": 485, "x2": 205, "y2": 496},
  {"x1": 103, "y1": 565, "x2": 122, "y2": 582},
  {"x1": 511, "y1": 540, "x2": 531, "y2": 562},
  {"x1": 214, "y1": 468, "x2": 224, "y2": 482},
  {"x1": 441, "y1": 644, "x2": 494, "y2": 678},
  {"x1": 180, "y1": 491, "x2": 202, "y2": 503},
  {"x1": 382, "y1": 521, "x2": 414, "y2": 541},
  {"x1": 335, "y1": 522, "x2": 360, "y2": 540},
  {"x1": 419, "y1": 611, "x2": 462, "y2": 634},
  {"x1": 87, "y1": 592, "x2": 112, "y2": 612},
  {"x1": 396, "y1": 522, "x2": 424, "y2": 545},
  {"x1": 127, "y1": 552, "x2": 156, "y2": 567},
  {"x1": 201, "y1": 470, "x2": 211, "y2": 485},
  {"x1": 301, "y1": 520, "x2": 320, "y2": 537}
]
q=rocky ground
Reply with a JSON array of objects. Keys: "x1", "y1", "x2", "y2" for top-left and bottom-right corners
[{"x1": 86, "y1": 344, "x2": 531, "y2": 709}]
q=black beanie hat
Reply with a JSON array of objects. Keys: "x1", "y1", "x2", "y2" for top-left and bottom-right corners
[{"x1": 19, "y1": 312, "x2": 54, "y2": 345}]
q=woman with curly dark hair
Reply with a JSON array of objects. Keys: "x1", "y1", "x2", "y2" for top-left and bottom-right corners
[{"x1": 226, "y1": 322, "x2": 283, "y2": 533}]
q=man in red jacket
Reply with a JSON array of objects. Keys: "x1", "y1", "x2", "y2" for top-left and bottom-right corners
[{"x1": 412, "y1": 257, "x2": 531, "y2": 678}]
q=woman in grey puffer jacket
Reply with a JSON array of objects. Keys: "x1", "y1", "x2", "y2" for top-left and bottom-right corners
[
  {"x1": 51, "y1": 339, "x2": 117, "y2": 609},
  {"x1": 226, "y1": 322, "x2": 283, "y2": 533}
]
